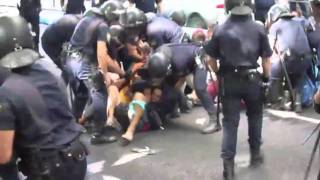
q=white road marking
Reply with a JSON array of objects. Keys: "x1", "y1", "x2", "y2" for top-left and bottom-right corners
[
  {"x1": 111, "y1": 153, "x2": 149, "y2": 167},
  {"x1": 195, "y1": 117, "x2": 207, "y2": 126},
  {"x1": 266, "y1": 109, "x2": 319, "y2": 124},
  {"x1": 103, "y1": 175, "x2": 121, "y2": 180},
  {"x1": 87, "y1": 160, "x2": 106, "y2": 174}
]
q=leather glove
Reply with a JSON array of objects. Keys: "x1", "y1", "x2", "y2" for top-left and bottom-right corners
[{"x1": 261, "y1": 76, "x2": 270, "y2": 103}]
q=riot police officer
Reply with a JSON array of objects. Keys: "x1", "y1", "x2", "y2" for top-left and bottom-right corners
[
  {"x1": 129, "y1": 0, "x2": 162, "y2": 13},
  {"x1": 254, "y1": 0, "x2": 275, "y2": 23},
  {"x1": 18, "y1": 0, "x2": 41, "y2": 51},
  {"x1": 41, "y1": 14, "x2": 82, "y2": 70},
  {"x1": 119, "y1": 9, "x2": 187, "y2": 49},
  {"x1": 66, "y1": 0, "x2": 126, "y2": 144},
  {"x1": 61, "y1": 0, "x2": 86, "y2": 14},
  {"x1": 269, "y1": 5, "x2": 312, "y2": 112},
  {"x1": 204, "y1": 0, "x2": 272, "y2": 179},
  {"x1": 0, "y1": 15, "x2": 87, "y2": 180},
  {"x1": 146, "y1": 43, "x2": 222, "y2": 134}
]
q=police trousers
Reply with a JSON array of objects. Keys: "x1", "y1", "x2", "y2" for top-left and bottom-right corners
[
  {"x1": 220, "y1": 71, "x2": 263, "y2": 160},
  {"x1": 0, "y1": 161, "x2": 19, "y2": 180},
  {"x1": 269, "y1": 54, "x2": 311, "y2": 101},
  {"x1": 20, "y1": 11, "x2": 40, "y2": 51},
  {"x1": 64, "y1": 54, "x2": 107, "y2": 134},
  {"x1": 160, "y1": 66, "x2": 215, "y2": 116}
]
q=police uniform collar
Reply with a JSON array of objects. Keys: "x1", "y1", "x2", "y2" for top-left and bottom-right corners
[{"x1": 0, "y1": 49, "x2": 39, "y2": 69}]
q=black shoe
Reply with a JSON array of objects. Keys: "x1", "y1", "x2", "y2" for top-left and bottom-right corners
[
  {"x1": 250, "y1": 149, "x2": 264, "y2": 168},
  {"x1": 223, "y1": 159, "x2": 235, "y2": 180},
  {"x1": 170, "y1": 109, "x2": 180, "y2": 118},
  {"x1": 90, "y1": 135, "x2": 117, "y2": 145}
]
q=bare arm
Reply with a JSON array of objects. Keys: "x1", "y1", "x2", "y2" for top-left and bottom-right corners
[
  {"x1": 262, "y1": 57, "x2": 271, "y2": 78},
  {"x1": 126, "y1": 43, "x2": 145, "y2": 62},
  {"x1": 315, "y1": 90, "x2": 320, "y2": 104},
  {"x1": 206, "y1": 55, "x2": 219, "y2": 73},
  {"x1": 0, "y1": 130, "x2": 14, "y2": 164},
  {"x1": 156, "y1": 0, "x2": 164, "y2": 13},
  {"x1": 97, "y1": 41, "x2": 125, "y2": 76}
]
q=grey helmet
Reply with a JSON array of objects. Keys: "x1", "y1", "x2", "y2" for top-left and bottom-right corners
[
  {"x1": 267, "y1": 4, "x2": 293, "y2": 22},
  {"x1": 100, "y1": 0, "x2": 125, "y2": 22},
  {"x1": 148, "y1": 46, "x2": 173, "y2": 78},
  {"x1": 225, "y1": 0, "x2": 253, "y2": 15},
  {"x1": 169, "y1": 10, "x2": 186, "y2": 26},
  {"x1": 0, "y1": 14, "x2": 38, "y2": 69},
  {"x1": 119, "y1": 7, "x2": 147, "y2": 28},
  {"x1": 83, "y1": 7, "x2": 103, "y2": 17}
]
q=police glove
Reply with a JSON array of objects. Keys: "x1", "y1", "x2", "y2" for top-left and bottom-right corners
[{"x1": 261, "y1": 76, "x2": 270, "y2": 103}]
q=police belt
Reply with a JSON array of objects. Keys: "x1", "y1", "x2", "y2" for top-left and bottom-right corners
[
  {"x1": 283, "y1": 52, "x2": 312, "y2": 62},
  {"x1": 18, "y1": 138, "x2": 88, "y2": 177},
  {"x1": 219, "y1": 66, "x2": 258, "y2": 76},
  {"x1": 68, "y1": 50, "x2": 94, "y2": 64}
]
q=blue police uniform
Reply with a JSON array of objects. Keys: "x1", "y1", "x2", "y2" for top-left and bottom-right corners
[
  {"x1": 146, "y1": 16, "x2": 185, "y2": 49},
  {"x1": 307, "y1": 21, "x2": 320, "y2": 65},
  {"x1": 254, "y1": 0, "x2": 275, "y2": 23},
  {"x1": 66, "y1": 15, "x2": 112, "y2": 139},
  {"x1": 66, "y1": 0, "x2": 86, "y2": 14},
  {"x1": 132, "y1": 0, "x2": 157, "y2": 13},
  {"x1": 0, "y1": 59, "x2": 87, "y2": 179},
  {"x1": 204, "y1": 15, "x2": 273, "y2": 160},
  {"x1": 41, "y1": 14, "x2": 81, "y2": 69},
  {"x1": 269, "y1": 17, "x2": 312, "y2": 102},
  {"x1": 0, "y1": 67, "x2": 19, "y2": 180},
  {"x1": 18, "y1": 0, "x2": 41, "y2": 51},
  {"x1": 156, "y1": 43, "x2": 216, "y2": 119}
]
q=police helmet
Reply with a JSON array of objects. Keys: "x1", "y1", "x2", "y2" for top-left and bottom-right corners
[
  {"x1": 119, "y1": 7, "x2": 147, "y2": 28},
  {"x1": 108, "y1": 25, "x2": 125, "y2": 46},
  {"x1": 83, "y1": 7, "x2": 103, "y2": 17},
  {"x1": 169, "y1": 10, "x2": 186, "y2": 26},
  {"x1": 268, "y1": 4, "x2": 293, "y2": 22},
  {"x1": 100, "y1": 0, "x2": 125, "y2": 22},
  {"x1": 0, "y1": 15, "x2": 37, "y2": 69},
  {"x1": 225, "y1": 0, "x2": 253, "y2": 15},
  {"x1": 148, "y1": 51, "x2": 172, "y2": 78}
]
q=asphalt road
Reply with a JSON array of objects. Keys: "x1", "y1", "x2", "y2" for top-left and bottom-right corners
[
  {"x1": 2, "y1": 7, "x2": 318, "y2": 180},
  {"x1": 83, "y1": 107, "x2": 320, "y2": 180}
]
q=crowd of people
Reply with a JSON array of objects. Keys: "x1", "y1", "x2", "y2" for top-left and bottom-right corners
[{"x1": 0, "y1": 0, "x2": 320, "y2": 179}]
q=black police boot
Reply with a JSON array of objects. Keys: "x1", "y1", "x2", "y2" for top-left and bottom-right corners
[
  {"x1": 223, "y1": 159, "x2": 235, "y2": 180},
  {"x1": 294, "y1": 92, "x2": 302, "y2": 113},
  {"x1": 201, "y1": 114, "x2": 221, "y2": 134},
  {"x1": 90, "y1": 133, "x2": 117, "y2": 145},
  {"x1": 250, "y1": 148, "x2": 264, "y2": 168},
  {"x1": 170, "y1": 105, "x2": 181, "y2": 118}
]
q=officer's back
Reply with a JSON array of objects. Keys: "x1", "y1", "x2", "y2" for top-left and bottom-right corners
[
  {"x1": 70, "y1": 15, "x2": 107, "y2": 60},
  {"x1": 43, "y1": 14, "x2": 81, "y2": 48},
  {"x1": 1, "y1": 60, "x2": 82, "y2": 148},
  {"x1": 0, "y1": 15, "x2": 87, "y2": 180},
  {"x1": 269, "y1": 17, "x2": 311, "y2": 55},
  {"x1": 212, "y1": 15, "x2": 269, "y2": 68}
]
